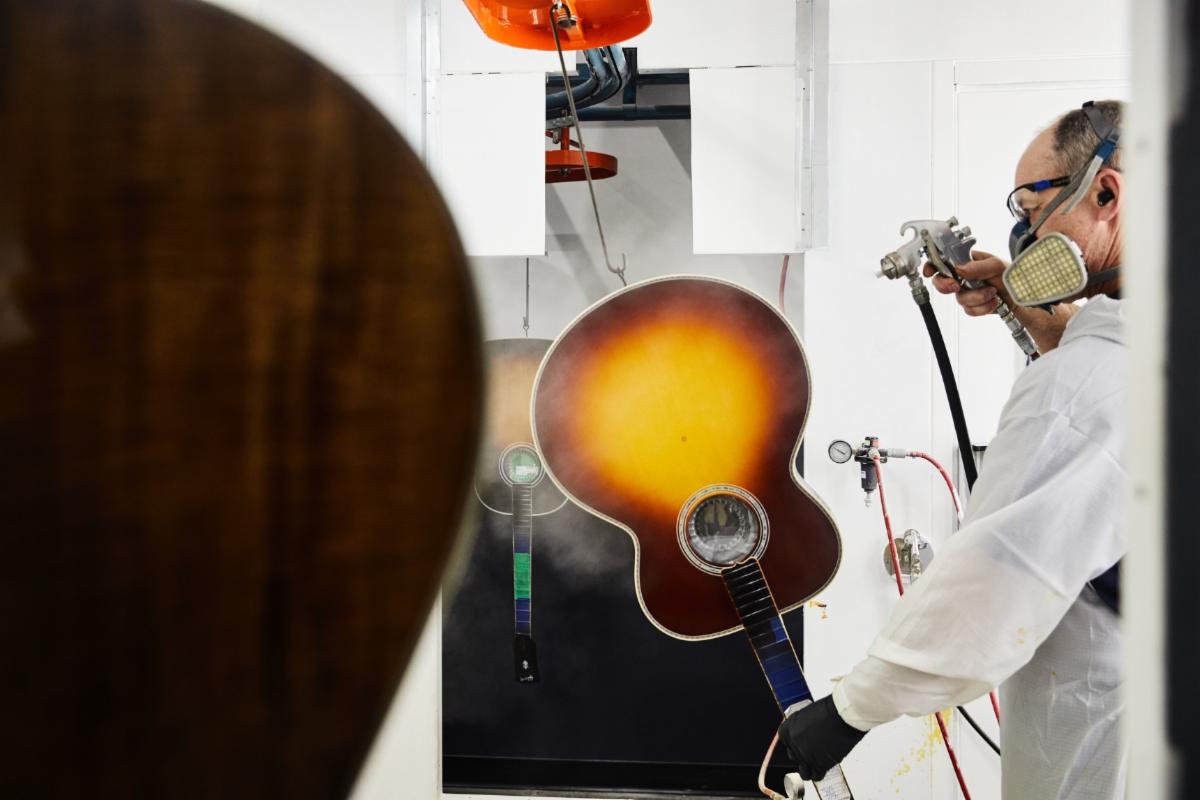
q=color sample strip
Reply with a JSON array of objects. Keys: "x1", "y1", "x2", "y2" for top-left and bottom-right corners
[{"x1": 514, "y1": 555, "x2": 532, "y2": 635}]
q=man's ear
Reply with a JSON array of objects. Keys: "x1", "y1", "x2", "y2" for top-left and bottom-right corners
[{"x1": 1096, "y1": 168, "x2": 1123, "y2": 221}]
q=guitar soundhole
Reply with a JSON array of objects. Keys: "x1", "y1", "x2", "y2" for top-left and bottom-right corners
[
  {"x1": 499, "y1": 443, "x2": 544, "y2": 487},
  {"x1": 677, "y1": 486, "x2": 769, "y2": 574}
]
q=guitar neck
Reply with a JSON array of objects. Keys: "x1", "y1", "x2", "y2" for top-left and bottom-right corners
[
  {"x1": 722, "y1": 559, "x2": 811, "y2": 711},
  {"x1": 722, "y1": 560, "x2": 856, "y2": 800},
  {"x1": 512, "y1": 483, "x2": 534, "y2": 636}
]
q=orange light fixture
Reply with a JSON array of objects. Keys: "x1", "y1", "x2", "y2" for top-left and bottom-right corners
[
  {"x1": 462, "y1": 0, "x2": 652, "y2": 51},
  {"x1": 545, "y1": 128, "x2": 618, "y2": 183}
]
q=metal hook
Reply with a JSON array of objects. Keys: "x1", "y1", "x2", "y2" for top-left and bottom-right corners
[{"x1": 522, "y1": 257, "x2": 531, "y2": 337}]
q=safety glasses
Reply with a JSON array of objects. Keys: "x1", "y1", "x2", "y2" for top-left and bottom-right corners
[
  {"x1": 1005, "y1": 175, "x2": 1073, "y2": 221},
  {"x1": 1008, "y1": 101, "x2": 1122, "y2": 263}
]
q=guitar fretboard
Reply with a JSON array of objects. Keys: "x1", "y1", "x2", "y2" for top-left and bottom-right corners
[
  {"x1": 723, "y1": 560, "x2": 855, "y2": 799},
  {"x1": 722, "y1": 559, "x2": 812, "y2": 711},
  {"x1": 720, "y1": 563, "x2": 854, "y2": 800},
  {"x1": 512, "y1": 483, "x2": 533, "y2": 636}
]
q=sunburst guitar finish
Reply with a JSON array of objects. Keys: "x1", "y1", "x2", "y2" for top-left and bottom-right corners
[
  {"x1": 532, "y1": 277, "x2": 842, "y2": 641},
  {"x1": 476, "y1": 339, "x2": 568, "y2": 517}
]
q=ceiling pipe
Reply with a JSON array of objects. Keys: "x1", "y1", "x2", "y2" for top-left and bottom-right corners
[
  {"x1": 574, "y1": 105, "x2": 691, "y2": 121},
  {"x1": 545, "y1": 47, "x2": 691, "y2": 125},
  {"x1": 545, "y1": 46, "x2": 629, "y2": 120},
  {"x1": 544, "y1": 47, "x2": 605, "y2": 117}
]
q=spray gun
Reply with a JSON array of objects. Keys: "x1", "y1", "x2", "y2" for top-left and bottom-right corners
[{"x1": 878, "y1": 218, "x2": 1038, "y2": 358}]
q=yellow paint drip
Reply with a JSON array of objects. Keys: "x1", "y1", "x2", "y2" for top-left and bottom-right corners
[
  {"x1": 573, "y1": 318, "x2": 771, "y2": 513},
  {"x1": 908, "y1": 714, "x2": 947, "y2": 765}
]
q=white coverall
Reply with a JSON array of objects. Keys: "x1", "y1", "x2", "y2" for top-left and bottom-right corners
[{"x1": 832, "y1": 296, "x2": 1126, "y2": 800}]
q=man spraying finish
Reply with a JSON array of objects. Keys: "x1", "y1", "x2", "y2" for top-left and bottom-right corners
[{"x1": 780, "y1": 101, "x2": 1127, "y2": 800}]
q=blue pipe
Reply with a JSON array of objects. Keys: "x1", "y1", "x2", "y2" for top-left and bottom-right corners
[
  {"x1": 575, "y1": 105, "x2": 690, "y2": 121},
  {"x1": 586, "y1": 47, "x2": 626, "y2": 109},
  {"x1": 545, "y1": 48, "x2": 606, "y2": 118},
  {"x1": 545, "y1": 46, "x2": 629, "y2": 120},
  {"x1": 547, "y1": 69, "x2": 688, "y2": 89}
]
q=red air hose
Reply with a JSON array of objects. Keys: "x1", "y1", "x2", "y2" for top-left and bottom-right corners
[
  {"x1": 872, "y1": 455, "x2": 973, "y2": 800},
  {"x1": 934, "y1": 712, "x2": 971, "y2": 800},
  {"x1": 909, "y1": 450, "x2": 962, "y2": 515},
  {"x1": 758, "y1": 733, "x2": 786, "y2": 800},
  {"x1": 873, "y1": 454, "x2": 906, "y2": 597}
]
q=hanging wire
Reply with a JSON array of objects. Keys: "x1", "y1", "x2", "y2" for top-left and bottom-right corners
[
  {"x1": 549, "y1": 4, "x2": 626, "y2": 287},
  {"x1": 522, "y1": 258, "x2": 531, "y2": 337}
]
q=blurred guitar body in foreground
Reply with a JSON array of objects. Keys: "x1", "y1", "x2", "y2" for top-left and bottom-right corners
[{"x1": 0, "y1": 1, "x2": 481, "y2": 796}]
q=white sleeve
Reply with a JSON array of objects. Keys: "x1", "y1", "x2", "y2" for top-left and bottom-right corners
[
  {"x1": 832, "y1": 409, "x2": 1125, "y2": 731},
  {"x1": 833, "y1": 658, "x2": 994, "y2": 731}
]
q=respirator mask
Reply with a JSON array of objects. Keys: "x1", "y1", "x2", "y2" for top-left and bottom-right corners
[{"x1": 1003, "y1": 101, "x2": 1121, "y2": 307}]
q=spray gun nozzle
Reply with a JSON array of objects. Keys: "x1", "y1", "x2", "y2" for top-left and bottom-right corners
[{"x1": 879, "y1": 252, "x2": 910, "y2": 281}]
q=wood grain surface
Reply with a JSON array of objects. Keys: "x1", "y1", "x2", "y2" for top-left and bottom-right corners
[{"x1": 0, "y1": 1, "x2": 481, "y2": 796}]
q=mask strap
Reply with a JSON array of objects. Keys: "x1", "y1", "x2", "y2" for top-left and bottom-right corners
[
  {"x1": 1085, "y1": 265, "x2": 1121, "y2": 289},
  {"x1": 1064, "y1": 105, "x2": 1121, "y2": 214},
  {"x1": 1025, "y1": 171, "x2": 1083, "y2": 239},
  {"x1": 1082, "y1": 101, "x2": 1121, "y2": 158},
  {"x1": 1062, "y1": 156, "x2": 1104, "y2": 214},
  {"x1": 1029, "y1": 102, "x2": 1122, "y2": 231}
]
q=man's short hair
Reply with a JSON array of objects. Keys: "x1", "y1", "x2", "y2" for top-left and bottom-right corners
[{"x1": 1052, "y1": 100, "x2": 1123, "y2": 174}]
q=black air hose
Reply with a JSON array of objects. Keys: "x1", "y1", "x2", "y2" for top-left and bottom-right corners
[
  {"x1": 915, "y1": 295, "x2": 1002, "y2": 754},
  {"x1": 917, "y1": 299, "x2": 979, "y2": 490}
]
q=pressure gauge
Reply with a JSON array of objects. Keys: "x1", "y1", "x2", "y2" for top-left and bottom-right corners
[
  {"x1": 828, "y1": 439, "x2": 854, "y2": 464},
  {"x1": 677, "y1": 485, "x2": 769, "y2": 574},
  {"x1": 499, "y1": 443, "x2": 544, "y2": 487}
]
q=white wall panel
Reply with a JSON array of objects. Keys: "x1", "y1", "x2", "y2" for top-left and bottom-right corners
[
  {"x1": 955, "y1": 55, "x2": 1129, "y2": 87},
  {"x1": 691, "y1": 67, "x2": 800, "y2": 254},
  {"x1": 346, "y1": 73, "x2": 409, "y2": 136},
  {"x1": 829, "y1": 0, "x2": 1129, "y2": 65},
  {"x1": 626, "y1": 0, "x2": 795, "y2": 69},
  {"x1": 204, "y1": 1, "x2": 414, "y2": 141},
  {"x1": 258, "y1": 0, "x2": 406, "y2": 77},
  {"x1": 440, "y1": 0, "x2": 560, "y2": 74},
  {"x1": 434, "y1": 73, "x2": 545, "y2": 256}
]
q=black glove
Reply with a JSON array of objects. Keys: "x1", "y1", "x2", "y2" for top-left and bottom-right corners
[{"x1": 778, "y1": 695, "x2": 866, "y2": 781}]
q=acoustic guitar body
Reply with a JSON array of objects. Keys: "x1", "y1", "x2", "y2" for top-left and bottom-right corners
[
  {"x1": 533, "y1": 276, "x2": 841, "y2": 640},
  {"x1": 475, "y1": 338, "x2": 568, "y2": 517}
]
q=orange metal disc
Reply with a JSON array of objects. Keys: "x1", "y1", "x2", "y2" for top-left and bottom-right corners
[
  {"x1": 462, "y1": 0, "x2": 652, "y2": 51},
  {"x1": 545, "y1": 148, "x2": 618, "y2": 183}
]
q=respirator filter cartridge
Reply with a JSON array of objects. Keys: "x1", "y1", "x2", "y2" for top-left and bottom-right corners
[{"x1": 1002, "y1": 232, "x2": 1088, "y2": 306}]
